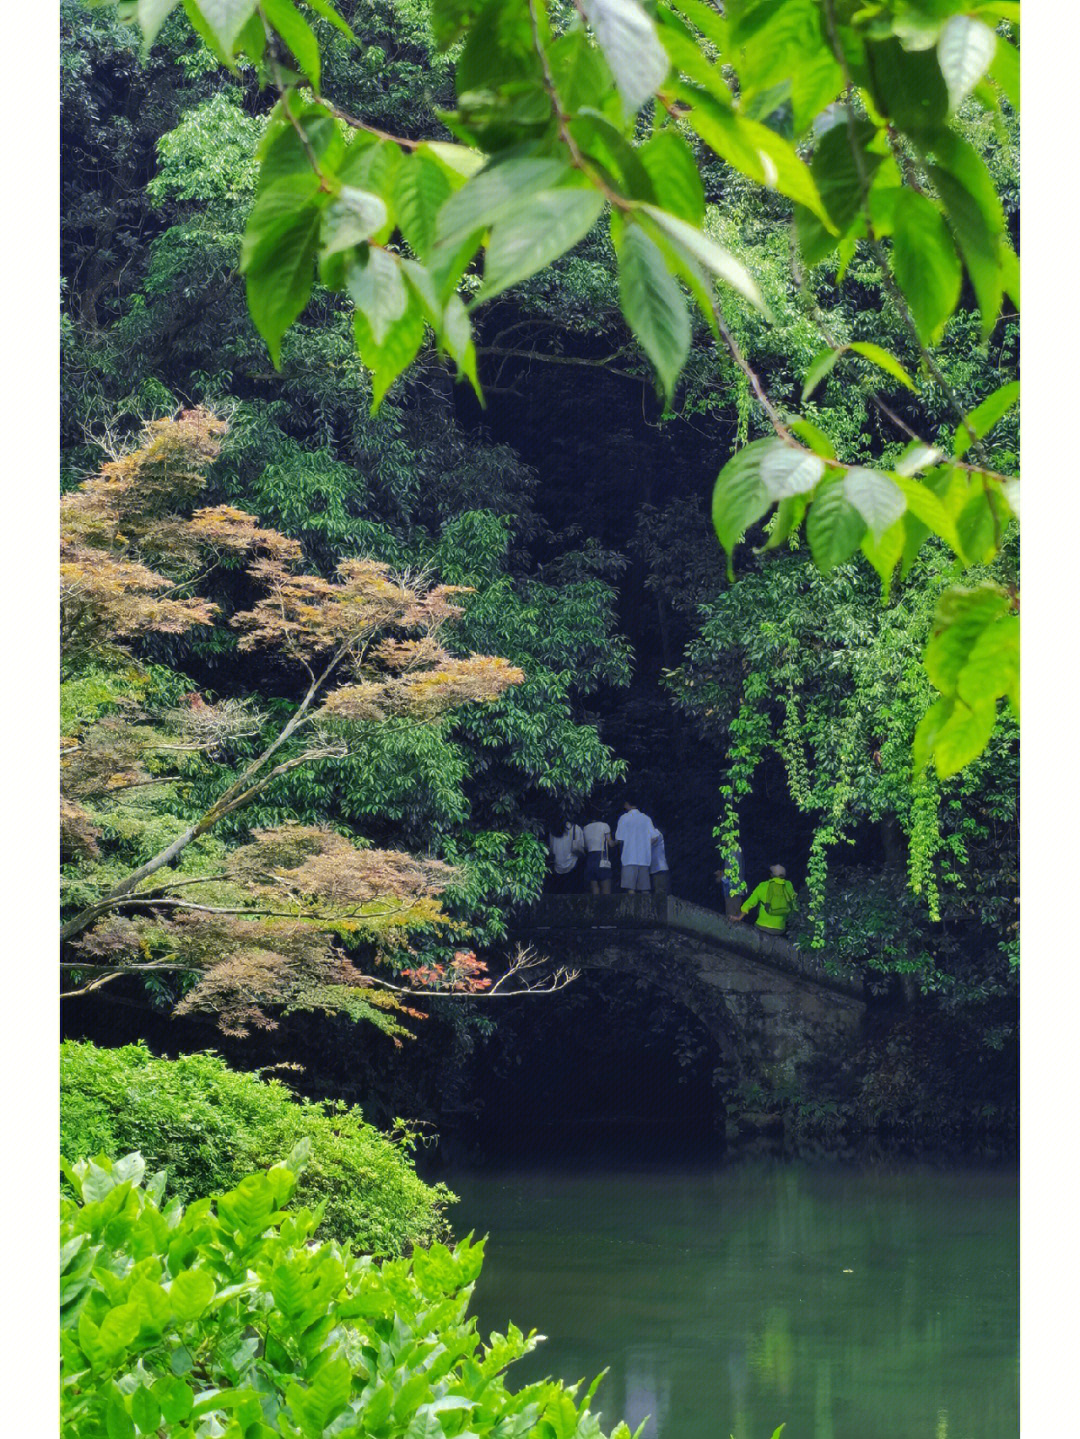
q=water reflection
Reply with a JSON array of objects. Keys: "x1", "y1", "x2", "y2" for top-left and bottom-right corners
[{"x1": 445, "y1": 1157, "x2": 1018, "y2": 1439}]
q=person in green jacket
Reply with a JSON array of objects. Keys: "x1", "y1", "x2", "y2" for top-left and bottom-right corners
[{"x1": 736, "y1": 864, "x2": 797, "y2": 933}]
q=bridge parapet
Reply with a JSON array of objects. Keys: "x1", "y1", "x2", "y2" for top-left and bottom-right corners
[{"x1": 522, "y1": 894, "x2": 864, "y2": 999}]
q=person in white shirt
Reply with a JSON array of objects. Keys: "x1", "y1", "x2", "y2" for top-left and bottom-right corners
[
  {"x1": 614, "y1": 802, "x2": 659, "y2": 892},
  {"x1": 582, "y1": 818, "x2": 613, "y2": 894},
  {"x1": 548, "y1": 820, "x2": 584, "y2": 892},
  {"x1": 650, "y1": 829, "x2": 670, "y2": 894}
]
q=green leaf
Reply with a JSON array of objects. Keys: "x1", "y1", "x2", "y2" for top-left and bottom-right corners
[
  {"x1": 866, "y1": 38, "x2": 948, "y2": 132},
  {"x1": 131, "y1": 1386, "x2": 162, "y2": 1435},
  {"x1": 891, "y1": 188, "x2": 962, "y2": 345},
  {"x1": 258, "y1": 104, "x2": 344, "y2": 188},
  {"x1": 152, "y1": 1378, "x2": 194, "y2": 1425},
  {"x1": 106, "y1": 1386, "x2": 136, "y2": 1439},
  {"x1": 842, "y1": 467, "x2": 906, "y2": 536},
  {"x1": 169, "y1": 1268, "x2": 216, "y2": 1322},
  {"x1": 953, "y1": 380, "x2": 1019, "y2": 457},
  {"x1": 925, "y1": 583, "x2": 1011, "y2": 694},
  {"x1": 190, "y1": 0, "x2": 257, "y2": 54},
  {"x1": 802, "y1": 348, "x2": 841, "y2": 402},
  {"x1": 243, "y1": 199, "x2": 320, "y2": 367},
  {"x1": 668, "y1": 0, "x2": 728, "y2": 51},
  {"x1": 262, "y1": 0, "x2": 321, "y2": 88},
  {"x1": 394, "y1": 154, "x2": 453, "y2": 262},
  {"x1": 302, "y1": 0, "x2": 355, "y2": 40},
  {"x1": 354, "y1": 296, "x2": 426, "y2": 412},
  {"x1": 760, "y1": 442, "x2": 826, "y2": 499},
  {"x1": 639, "y1": 206, "x2": 767, "y2": 312},
  {"x1": 989, "y1": 37, "x2": 1020, "y2": 110},
  {"x1": 581, "y1": 0, "x2": 670, "y2": 114},
  {"x1": 930, "y1": 696, "x2": 998, "y2": 777},
  {"x1": 938, "y1": 15, "x2": 998, "y2": 112},
  {"x1": 478, "y1": 189, "x2": 605, "y2": 303},
  {"x1": 440, "y1": 293, "x2": 482, "y2": 401},
  {"x1": 925, "y1": 132, "x2": 1005, "y2": 338},
  {"x1": 894, "y1": 443, "x2": 944, "y2": 477},
  {"x1": 137, "y1": 0, "x2": 180, "y2": 48},
  {"x1": 957, "y1": 612, "x2": 1019, "y2": 710},
  {"x1": 787, "y1": 417, "x2": 836, "y2": 459},
  {"x1": 893, "y1": 474, "x2": 961, "y2": 554},
  {"x1": 615, "y1": 223, "x2": 691, "y2": 402},
  {"x1": 711, "y1": 441, "x2": 773, "y2": 568},
  {"x1": 639, "y1": 129, "x2": 705, "y2": 224},
  {"x1": 321, "y1": 189, "x2": 388, "y2": 256},
  {"x1": 860, "y1": 517, "x2": 906, "y2": 595},
  {"x1": 847, "y1": 342, "x2": 916, "y2": 392},
  {"x1": 435, "y1": 159, "x2": 569, "y2": 250},
  {"x1": 419, "y1": 142, "x2": 485, "y2": 185},
  {"x1": 806, "y1": 476, "x2": 866, "y2": 571},
  {"x1": 346, "y1": 248, "x2": 408, "y2": 344}
]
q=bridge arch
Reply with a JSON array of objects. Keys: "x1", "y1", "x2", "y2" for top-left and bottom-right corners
[{"x1": 515, "y1": 895, "x2": 866, "y2": 1091}]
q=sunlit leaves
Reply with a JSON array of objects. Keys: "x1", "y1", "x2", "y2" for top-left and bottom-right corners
[
  {"x1": 640, "y1": 206, "x2": 767, "y2": 312},
  {"x1": 187, "y1": 0, "x2": 255, "y2": 55},
  {"x1": 241, "y1": 180, "x2": 322, "y2": 366},
  {"x1": 842, "y1": 468, "x2": 906, "y2": 537},
  {"x1": 805, "y1": 476, "x2": 866, "y2": 571},
  {"x1": 615, "y1": 223, "x2": 690, "y2": 404},
  {"x1": 580, "y1": 0, "x2": 670, "y2": 114},
  {"x1": 346, "y1": 248, "x2": 407, "y2": 344},
  {"x1": 321, "y1": 188, "x2": 387, "y2": 256},
  {"x1": 760, "y1": 443, "x2": 825, "y2": 499},
  {"x1": 891, "y1": 188, "x2": 963, "y2": 345},
  {"x1": 393, "y1": 152, "x2": 453, "y2": 261},
  {"x1": 938, "y1": 15, "x2": 998, "y2": 113},
  {"x1": 802, "y1": 342, "x2": 915, "y2": 401},
  {"x1": 711, "y1": 441, "x2": 772, "y2": 570},
  {"x1": 953, "y1": 380, "x2": 1020, "y2": 458},
  {"x1": 478, "y1": 188, "x2": 605, "y2": 303},
  {"x1": 638, "y1": 129, "x2": 704, "y2": 225},
  {"x1": 916, "y1": 584, "x2": 1018, "y2": 776}
]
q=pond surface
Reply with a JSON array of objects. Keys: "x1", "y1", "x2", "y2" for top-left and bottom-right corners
[{"x1": 442, "y1": 1154, "x2": 1017, "y2": 1439}]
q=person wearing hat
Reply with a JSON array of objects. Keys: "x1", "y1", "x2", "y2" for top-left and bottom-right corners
[{"x1": 735, "y1": 864, "x2": 797, "y2": 933}]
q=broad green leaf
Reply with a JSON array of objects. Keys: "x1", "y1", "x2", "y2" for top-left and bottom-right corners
[
  {"x1": 866, "y1": 38, "x2": 949, "y2": 132},
  {"x1": 802, "y1": 347, "x2": 841, "y2": 402},
  {"x1": 677, "y1": 83, "x2": 834, "y2": 229},
  {"x1": 806, "y1": 476, "x2": 866, "y2": 571},
  {"x1": 190, "y1": 0, "x2": 256, "y2": 53},
  {"x1": 938, "y1": 15, "x2": 997, "y2": 112},
  {"x1": 354, "y1": 297, "x2": 426, "y2": 413},
  {"x1": 435, "y1": 159, "x2": 570, "y2": 249},
  {"x1": 138, "y1": 0, "x2": 180, "y2": 48},
  {"x1": 131, "y1": 1386, "x2": 162, "y2": 1434},
  {"x1": 953, "y1": 380, "x2": 1019, "y2": 457},
  {"x1": 106, "y1": 1386, "x2": 136, "y2": 1439},
  {"x1": 925, "y1": 132, "x2": 1005, "y2": 337},
  {"x1": 258, "y1": 104, "x2": 344, "y2": 188},
  {"x1": 152, "y1": 1378, "x2": 194, "y2": 1425},
  {"x1": 891, "y1": 188, "x2": 962, "y2": 344},
  {"x1": 957, "y1": 613, "x2": 1019, "y2": 710},
  {"x1": 302, "y1": 0, "x2": 355, "y2": 40},
  {"x1": 847, "y1": 342, "x2": 916, "y2": 392},
  {"x1": 243, "y1": 200, "x2": 320, "y2": 367},
  {"x1": 711, "y1": 441, "x2": 773, "y2": 568},
  {"x1": 639, "y1": 129, "x2": 705, "y2": 224},
  {"x1": 893, "y1": 474, "x2": 962, "y2": 553},
  {"x1": 393, "y1": 154, "x2": 453, "y2": 261},
  {"x1": 762, "y1": 494, "x2": 809, "y2": 551},
  {"x1": 478, "y1": 189, "x2": 605, "y2": 303},
  {"x1": 787, "y1": 417, "x2": 836, "y2": 459},
  {"x1": 668, "y1": 0, "x2": 728, "y2": 51},
  {"x1": 571, "y1": 109, "x2": 657, "y2": 200},
  {"x1": 760, "y1": 442, "x2": 826, "y2": 499},
  {"x1": 640, "y1": 206, "x2": 767, "y2": 311},
  {"x1": 843, "y1": 467, "x2": 906, "y2": 536},
  {"x1": 615, "y1": 223, "x2": 691, "y2": 403},
  {"x1": 929, "y1": 695, "x2": 998, "y2": 777},
  {"x1": 170, "y1": 1268, "x2": 216, "y2": 1322},
  {"x1": 420, "y1": 142, "x2": 485, "y2": 184},
  {"x1": 989, "y1": 37, "x2": 1020, "y2": 110},
  {"x1": 346, "y1": 248, "x2": 408, "y2": 344},
  {"x1": 894, "y1": 443, "x2": 943, "y2": 477},
  {"x1": 243, "y1": 175, "x2": 323, "y2": 267},
  {"x1": 924, "y1": 582, "x2": 1011, "y2": 694},
  {"x1": 581, "y1": 0, "x2": 670, "y2": 114},
  {"x1": 321, "y1": 188, "x2": 388, "y2": 256},
  {"x1": 262, "y1": 0, "x2": 321, "y2": 88},
  {"x1": 439, "y1": 293, "x2": 482, "y2": 401},
  {"x1": 860, "y1": 517, "x2": 906, "y2": 595}
]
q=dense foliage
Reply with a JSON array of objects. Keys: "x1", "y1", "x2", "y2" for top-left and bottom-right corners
[
  {"x1": 60, "y1": 1041, "x2": 453, "y2": 1252},
  {"x1": 88, "y1": 0, "x2": 1020, "y2": 780},
  {"x1": 60, "y1": 1149, "x2": 644, "y2": 1439}
]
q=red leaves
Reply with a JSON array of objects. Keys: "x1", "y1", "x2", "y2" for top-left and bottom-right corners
[{"x1": 401, "y1": 950, "x2": 492, "y2": 992}]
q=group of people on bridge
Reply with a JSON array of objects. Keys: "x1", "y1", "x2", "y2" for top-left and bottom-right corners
[
  {"x1": 547, "y1": 801, "x2": 670, "y2": 896},
  {"x1": 547, "y1": 808, "x2": 798, "y2": 935}
]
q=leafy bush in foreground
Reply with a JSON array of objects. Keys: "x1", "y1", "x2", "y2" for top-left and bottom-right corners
[
  {"x1": 60, "y1": 1042, "x2": 451, "y2": 1254},
  {"x1": 61, "y1": 1150, "x2": 638, "y2": 1439}
]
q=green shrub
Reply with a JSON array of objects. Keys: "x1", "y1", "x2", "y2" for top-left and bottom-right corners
[
  {"x1": 61, "y1": 1151, "x2": 638, "y2": 1439},
  {"x1": 60, "y1": 1041, "x2": 452, "y2": 1254}
]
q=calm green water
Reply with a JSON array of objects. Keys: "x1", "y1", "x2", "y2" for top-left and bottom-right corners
[{"x1": 443, "y1": 1156, "x2": 1017, "y2": 1439}]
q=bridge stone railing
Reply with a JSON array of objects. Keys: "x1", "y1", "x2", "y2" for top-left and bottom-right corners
[{"x1": 520, "y1": 893, "x2": 865, "y2": 999}]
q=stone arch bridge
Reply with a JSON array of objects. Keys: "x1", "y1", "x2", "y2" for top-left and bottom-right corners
[{"x1": 515, "y1": 895, "x2": 866, "y2": 1090}]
